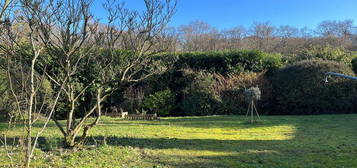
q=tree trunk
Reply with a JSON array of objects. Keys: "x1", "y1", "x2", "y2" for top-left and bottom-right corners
[
  {"x1": 64, "y1": 134, "x2": 76, "y2": 148},
  {"x1": 25, "y1": 53, "x2": 39, "y2": 168},
  {"x1": 78, "y1": 88, "x2": 103, "y2": 146}
]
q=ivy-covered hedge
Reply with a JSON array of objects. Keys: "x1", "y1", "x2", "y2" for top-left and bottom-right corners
[{"x1": 272, "y1": 59, "x2": 357, "y2": 115}]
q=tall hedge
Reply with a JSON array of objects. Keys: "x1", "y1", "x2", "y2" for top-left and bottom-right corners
[
  {"x1": 272, "y1": 59, "x2": 357, "y2": 115},
  {"x1": 172, "y1": 70, "x2": 221, "y2": 116},
  {"x1": 157, "y1": 50, "x2": 282, "y2": 75}
]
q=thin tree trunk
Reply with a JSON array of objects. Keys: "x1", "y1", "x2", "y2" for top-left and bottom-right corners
[
  {"x1": 79, "y1": 88, "x2": 102, "y2": 145},
  {"x1": 25, "y1": 52, "x2": 38, "y2": 168}
]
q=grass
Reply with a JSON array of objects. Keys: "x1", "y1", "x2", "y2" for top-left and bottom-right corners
[{"x1": 1, "y1": 114, "x2": 357, "y2": 167}]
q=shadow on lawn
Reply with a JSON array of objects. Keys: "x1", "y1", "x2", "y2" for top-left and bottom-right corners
[
  {"x1": 0, "y1": 134, "x2": 292, "y2": 153},
  {"x1": 99, "y1": 116, "x2": 297, "y2": 130},
  {"x1": 84, "y1": 136, "x2": 288, "y2": 152}
]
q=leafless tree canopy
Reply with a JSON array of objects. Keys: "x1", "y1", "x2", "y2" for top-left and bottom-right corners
[
  {"x1": 156, "y1": 19, "x2": 356, "y2": 54},
  {"x1": 1, "y1": 0, "x2": 177, "y2": 165}
]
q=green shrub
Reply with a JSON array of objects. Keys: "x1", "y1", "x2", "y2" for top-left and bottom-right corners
[
  {"x1": 175, "y1": 70, "x2": 221, "y2": 116},
  {"x1": 291, "y1": 45, "x2": 357, "y2": 64},
  {"x1": 140, "y1": 89, "x2": 175, "y2": 116},
  {"x1": 143, "y1": 69, "x2": 275, "y2": 116},
  {"x1": 179, "y1": 92, "x2": 219, "y2": 116},
  {"x1": 162, "y1": 50, "x2": 282, "y2": 75},
  {"x1": 352, "y1": 58, "x2": 357, "y2": 74},
  {"x1": 272, "y1": 59, "x2": 357, "y2": 115},
  {"x1": 217, "y1": 72, "x2": 274, "y2": 115}
]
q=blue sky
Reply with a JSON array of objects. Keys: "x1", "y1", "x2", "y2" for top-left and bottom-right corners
[{"x1": 92, "y1": 0, "x2": 357, "y2": 29}]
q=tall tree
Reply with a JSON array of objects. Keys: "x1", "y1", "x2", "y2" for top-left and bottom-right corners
[
  {"x1": 179, "y1": 20, "x2": 219, "y2": 51},
  {"x1": 316, "y1": 20, "x2": 354, "y2": 47},
  {"x1": 21, "y1": 0, "x2": 106, "y2": 148},
  {"x1": 249, "y1": 21, "x2": 276, "y2": 52},
  {"x1": 1, "y1": 0, "x2": 65, "y2": 166},
  {"x1": 221, "y1": 26, "x2": 246, "y2": 50},
  {"x1": 23, "y1": 0, "x2": 177, "y2": 148},
  {"x1": 275, "y1": 25, "x2": 299, "y2": 54}
]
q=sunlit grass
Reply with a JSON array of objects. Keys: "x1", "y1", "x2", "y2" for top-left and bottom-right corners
[{"x1": 1, "y1": 114, "x2": 357, "y2": 167}]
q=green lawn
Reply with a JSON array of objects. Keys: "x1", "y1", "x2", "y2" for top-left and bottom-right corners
[{"x1": 1, "y1": 114, "x2": 357, "y2": 167}]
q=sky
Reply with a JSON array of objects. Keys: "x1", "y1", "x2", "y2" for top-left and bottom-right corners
[{"x1": 92, "y1": 0, "x2": 357, "y2": 30}]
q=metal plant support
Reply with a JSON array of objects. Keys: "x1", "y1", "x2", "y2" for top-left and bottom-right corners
[
  {"x1": 244, "y1": 87, "x2": 261, "y2": 124},
  {"x1": 324, "y1": 72, "x2": 357, "y2": 83}
]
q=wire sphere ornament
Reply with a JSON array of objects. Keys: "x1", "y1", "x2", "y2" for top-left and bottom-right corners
[
  {"x1": 244, "y1": 87, "x2": 261, "y2": 102},
  {"x1": 244, "y1": 87, "x2": 261, "y2": 124}
]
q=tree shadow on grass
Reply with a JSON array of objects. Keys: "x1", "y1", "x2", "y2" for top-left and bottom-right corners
[
  {"x1": 85, "y1": 136, "x2": 288, "y2": 152},
  {"x1": 98, "y1": 116, "x2": 294, "y2": 130},
  {"x1": 0, "y1": 135, "x2": 288, "y2": 153},
  {"x1": 83, "y1": 136, "x2": 297, "y2": 167}
]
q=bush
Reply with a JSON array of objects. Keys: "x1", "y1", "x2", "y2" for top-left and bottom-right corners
[
  {"x1": 216, "y1": 72, "x2": 274, "y2": 115},
  {"x1": 272, "y1": 59, "x2": 357, "y2": 115},
  {"x1": 352, "y1": 57, "x2": 357, "y2": 74},
  {"x1": 290, "y1": 45, "x2": 357, "y2": 64},
  {"x1": 158, "y1": 50, "x2": 283, "y2": 75},
  {"x1": 175, "y1": 70, "x2": 221, "y2": 116},
  {"x1": 140, "y1": 89, "x2": 175, "y2": 116}
]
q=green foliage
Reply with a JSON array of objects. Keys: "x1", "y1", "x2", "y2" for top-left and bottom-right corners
[
  {"x1": 38, "y1": 49, "x2": 284, "y2": 117},
  {"x1": 218, "y1": 72, "x2": 274, "y2": 115},
  {"x1": 176, "y1": 71, "x2": 221, "y2": 116},
  {"x1": 140, "y1": 89, "x2": 175, "y2": 116},
  {"x1": 0, "y1": 57, "x2": 54, "y2": 120},
  {"x1": 291, "y1": 45, "x2": 357, "y2": 64},
  {"x1": 272, "y1": 59, "x2": 357, "y2": 115},
  {"x1": 0, "y1": 69, "x2": 11, "y2": 121},
  {"x1": 138, "y1": 70, "x2": 275, "y2": 116},
  {"x1": 159, "y1": 50, "x2": 283, "y2": 75},
  {"x1": 352, "y1": 57, "x2": 357, "y2": 74},
  {"x1": 11, "y1": 43, "x2": 356, "y2": 118}
]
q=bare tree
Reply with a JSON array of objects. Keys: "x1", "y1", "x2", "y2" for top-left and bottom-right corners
[
  {"x1": 316, "y1": 20, "x2": 354, "y2": 47},
  {"x1": 0, "y1": 0, "x2": 66, "y2": 167},
  {"x1": 221, "y1": 26, "x2": 246, "y2": 50},
  {"x1": 275, "y1": 25, "x2": 299, "y2": 54},
  {"x1": 0, "y1": 0, "x2": 13, "y2": 20},
  {"x1": 20, "y1": 0, "x2": 176, "y2": 149},
  {"x1": 248, "y1": 21, "x2": 276, "y2": 52},
  {"x1": 19, "y1": 0, "x2": 105, "y2": 148},
  {"x1": 102, "y1": 0, "x2": 177, "y2": 81},
  {"x1": 152, "y1": 27, "x2": 179, "y2": 52},
  {"x1": 0, "y1": 0, "x2": 15, "y2": 117},
  {"x1": 178, "y1": 20, "x2": 220, "y2": 51},
  {"x1": 0, "y1": 1, "x2": 17, "y2": 166}
]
